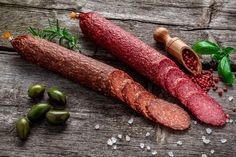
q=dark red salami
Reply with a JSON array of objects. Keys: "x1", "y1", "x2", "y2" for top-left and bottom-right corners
[
  {"x1": 186, "y1": 92, "x2": 227, "y2": 126},
  {"x1": 11, "y1": 35, "x2": 190, "y2": 130},
  {"x1": 154, "y1": 58, "x2": 177, "y2": 87},
  {"x1": 165, "y1": 68, "x2": 187, "y2": 96},
  {"x1": 175, "y1": 78, "x2": 203, "y2": 104},
  {"x1": 78, "y1": 12, "x2": 227, "y2": 126},
  {"x1": 158, "y1": 66, "x2": 173, "y2": 90}
]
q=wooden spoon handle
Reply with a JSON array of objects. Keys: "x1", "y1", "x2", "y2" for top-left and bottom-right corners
[{"x1": 153, "y1": 27, "x2": 172, "y2": 45}]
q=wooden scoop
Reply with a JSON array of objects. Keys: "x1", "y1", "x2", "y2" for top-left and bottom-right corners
[{"x1": 153, "y1": 27, "x2": 202, "y2": 74}]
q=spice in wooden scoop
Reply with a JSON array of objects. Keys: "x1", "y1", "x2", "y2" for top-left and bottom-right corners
[
  {"x1": 182, "y1": 49, "x2": 199, "y2": 72},
  {"x1": 153, "y1": 27, "x2": 202, "y2": 74}
]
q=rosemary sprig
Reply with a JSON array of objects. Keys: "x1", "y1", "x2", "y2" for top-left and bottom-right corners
[{"x1": 28, "y1": 19, "x2": 79, "y2": 50}]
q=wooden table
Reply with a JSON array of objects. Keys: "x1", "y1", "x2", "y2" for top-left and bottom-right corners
[{"x1": 0, "y1": 0, "x2": 235, "y2": 156}]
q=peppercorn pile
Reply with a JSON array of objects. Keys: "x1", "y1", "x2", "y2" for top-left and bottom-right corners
[
  {"x1": 190, "y1": 69, "x2": 227, "y2": 96},
  {"x1": 16, "y1": 84, "x2": 70, "y2": 140},
  {"x1": 182, "y1": 49, "x2": 198, "y2": 72}
]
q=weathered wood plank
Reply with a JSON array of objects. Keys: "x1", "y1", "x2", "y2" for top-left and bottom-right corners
[
  {"x1": 1, "y1": 0, "x2": 235, "y2": 30},
  {"x1": 0, "y1": 6, "x2": 236, "y2": 57},
  {"x1": 0, "y1": 50, "x2": 235, "y2": 157},
  {"x1": 0, "y1": 0, "x2": 236, "y2": 156}
]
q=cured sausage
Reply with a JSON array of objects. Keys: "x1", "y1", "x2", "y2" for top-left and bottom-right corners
[
  {"x1": 77, "y1": 12, "x2": 227, "y2": 126},
  {"x1": 10, "y1": 35, "x2": 190, "y2": 130},
  {"x1": 164, "y1": 67, "x2": 187, "y2": 96}
]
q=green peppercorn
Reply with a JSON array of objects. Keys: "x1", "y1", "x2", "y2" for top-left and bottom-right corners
[
  {"x1": 48, "y1": 87, "x2": 66, "y2": 105},
  {"x1": 46, "y1": 110, "x2": 70, "y2": 125},
  {"x1": 16, "y1": 117, "x2": 30, "y2": 140},
  {"x1": 28, "y1": 84, "x2": 45, "y2": 99},
  {"x1": 27, "y1": 103, "x2": 50, "y2": 122}
]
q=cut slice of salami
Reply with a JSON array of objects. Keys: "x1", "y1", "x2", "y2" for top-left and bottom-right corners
[
  {"x1": 186, "y1": 92, "x2": 227, "y2": 126},
  {"x1": 158, "y1": 66, "x2": 175, "y2": 90},
  {"x1": 121, "y1": 81, "x2": 146, "y2": 110},
  {"x1": 133, "y1": 91, "x2": 156, "y2": 118},
  {"x1": 109, "y1": 70, "x2": 132, "y2": 101},
  {"x1": 175, "y1": 78, "x2": 203, "y2": 105},
  {"x1": 143, "y1": 53, "x2": 166, "y2": 82},
  {"x1": 155, "y1": 59, "x2": 177, "y2": 89},
  {"x1": 146, "y1": 99, "x2": 190, "y2": 130},
  {"x1": 165, "y1": 68, "x2": 187, "y2": 97}
]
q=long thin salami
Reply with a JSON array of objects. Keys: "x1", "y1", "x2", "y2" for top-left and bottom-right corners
[
  {"x1": 10, "y1": 35, "x2": 190, "y2": 130},
  {"x1": 76, "y1": 12, "x2": 227, "y2": 126}
]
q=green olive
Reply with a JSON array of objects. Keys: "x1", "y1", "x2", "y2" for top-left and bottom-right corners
[
  {"x1": 46, "y1": 110, "x2": 70, "y2": 125},
  {"x1": 28, "y1": 84, "x2": 45, "y2": 99},
  {"x1": 47, "y1": 87, "x2": 66, "y2": 105},
  {"x1": 27, "y1": 103, "x2": 50, "y2": 122},
  {"x1": 16, "y1": 117, "x2": 30, "y2": 140}
]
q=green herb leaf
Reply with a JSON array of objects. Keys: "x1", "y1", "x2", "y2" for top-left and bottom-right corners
[
  {"x1": 62, "y1": 28, "x2": 68, "y2": 36},
  {"x1": 223, "y1": 47, "x2": 234, "y2": 56},
  {"x1": 28, "y1": 18, "x2": 79, "y2": 50},
  {"x1": 59, "y1": 37, "x2": 64, "y2": 45},
  {"x1": 192, "y1": 40, "x2": 221, "y2": 55},
  {"x1": 48, "y1": 33, "x2": 57, "y2": 41},
  {"x1": 28, "y1": 27, "x2": 39, "y2": 36},
  {"x1": 212, "y1": 53, "x2": 225, "y2": 61},
  {"x1": 48, "y1": 19, "x2": 53, "y2": 28},
  {"x1": 43, "y1": 28, "x2": 55, "y2": 33},
  {"x1": 217, "y1": 56, "x2": 234, "y2": 85},
  {"x1": 56, "y1": 19, "x2": 60, "y2": 33}
]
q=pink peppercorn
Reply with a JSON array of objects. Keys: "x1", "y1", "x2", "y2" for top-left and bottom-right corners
[
  {"x1": 223, "y1": 87, "x2": 227, "y2": 92},
  {"x1": 182, "y1": 50, "x2": 198, "y2": 72},
  {"x1": 213, "y1": 77, "x2": 219, "y2": 83}
]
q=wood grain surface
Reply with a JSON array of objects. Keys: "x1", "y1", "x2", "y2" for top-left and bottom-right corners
[{"x1": 0, "y1": 0, "x2": 235, "y2": 156}]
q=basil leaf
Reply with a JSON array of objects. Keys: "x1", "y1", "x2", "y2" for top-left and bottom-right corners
[
  {"x1": 223, "y1": 47, "x2": 234, "y2": 56},
  {"x1": 212, "y1": 53, "x2": 224, "y2": 61},
  {"x1": 192, "y1": 40, "x2": 221, "y2": 55},
  {"x1": 217, "y1": 56, "x2": 234, "y2": 85}
]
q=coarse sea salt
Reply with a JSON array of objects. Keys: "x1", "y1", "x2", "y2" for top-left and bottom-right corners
[
  {"x1": 117, "y1": 134, "x2": 122, "y2": 139},
  {"x1": 168, "y1": 151, "x2": 174, "y2": 157},
  {"x1": 210, "y1": 149, "x2": 215, "y2": 154},
  {"x1": 113, "y1": 145, "x2": 117, "y2": 150},
  {"x1": 107, "y1": 139, "x2": 113, "y2": 146},
  {"x1": 193, "y1": 121, "x2": 197, "y2": 125},
  {"x1": 95, "y1": 124, "x2": 100, "y2": 130},
  {"x1": 128, "y1": 117, "x2": 134, "y2": 124},
  {"x1": 126, "y1": 135, "x2": 131, "y2": 142},
  {"x1": 146, "y1": 132, "x2": 150, "y2": 137},
  {"x1": 203, "y1": 138, "x2": 211, "y2": 144},
  {"x1": 220, "y1": 138, "x2": 227, "y2": 144},
  {"x1": 140, "y1": 143, "x2": 145, "y2": 149},
  {"x1": 176, "y1": 141, "x2": 183, "y2": 146},
  {"x1": 206, "y1": 128, "x2": 212, "y2": 134},
  {"x1": 152, "y1": 150, "x2": 157, "y2": 155},
  {"x1": 111, "y1": 137, "x2": 117, "y2": 144},
  {"x1": 201, "y1": 154, "x2": 207, "y2": 157},
  {"x1": 146, "y1": 145, "x2": 151, "y2": 150},
  {"x1": 228, "y1": 96, "x2": 234, "y2": 102}
]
